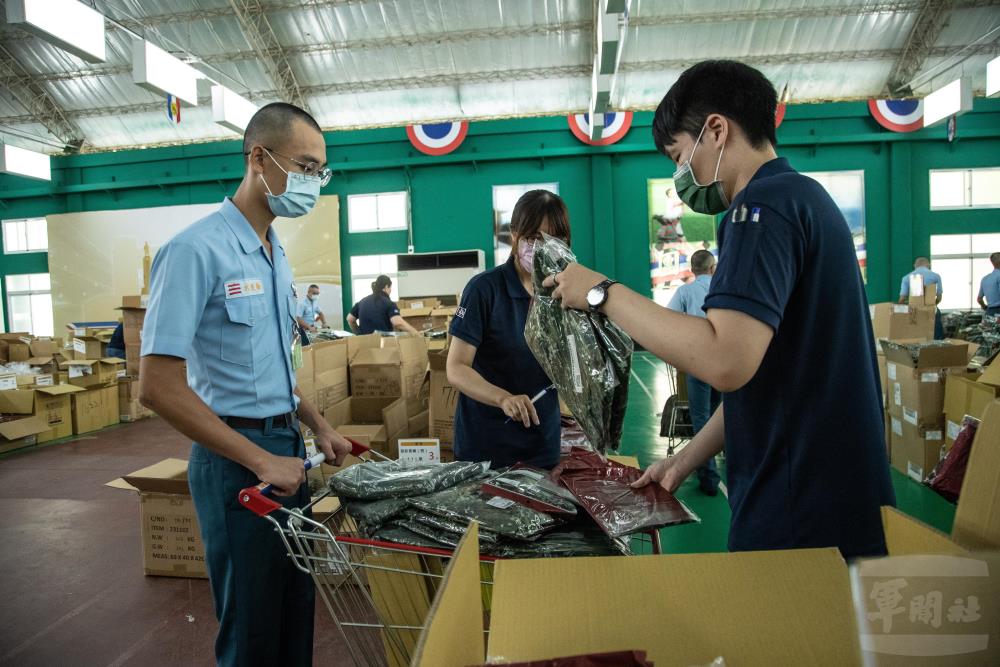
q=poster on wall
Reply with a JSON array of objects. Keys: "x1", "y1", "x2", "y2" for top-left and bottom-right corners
[
  {"x1": 45, "y1": 196, "x2": 344, "y2": 330},
  {"x1": 492, "y1": 182, "x2": 559, "y2": 267},
  {"x1": 647, "y1": 178, "x2": 718, "y2": 307},
  {"x1": 803, "y1": 170, "x2": 867, "y2": 281}
]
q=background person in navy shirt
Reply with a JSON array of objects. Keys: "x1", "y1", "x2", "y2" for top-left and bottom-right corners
[
  {"x1": 347, "y1": 275, "x2": 420, "y2": 335},
  {"x1": 546, "y1": 60, "x2": 895, "y2": 559},
  {"x1": 446, "y1": 190, "x2": 569, "y2": 469}
]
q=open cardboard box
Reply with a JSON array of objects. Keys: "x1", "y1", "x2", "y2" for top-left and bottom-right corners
[
  {"x1": 108, "y1": 458, "x2": 207, "y2": 579},
  {"x1": 412, "y1": 404, "x2": 1000, "y2": 667}
]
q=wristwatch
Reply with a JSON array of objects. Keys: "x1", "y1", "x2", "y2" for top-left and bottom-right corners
[{"x1": 586, "y1": 279, "x2": 618, "y2": 312}]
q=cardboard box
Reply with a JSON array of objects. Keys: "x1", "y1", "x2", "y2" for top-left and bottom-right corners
[
  {"x1": 71, "y1": 385, "x2": 119, "y2": 435},
  {"x1": 295, "y1": 345, "x2": 316, "y2": 404},
  {"x1": 883, "y1": 339, "x2": 969, "y2": 426},
  {"x1": 943, "y1": 374, "x2": 998, "y2": 446},
  {"x1": 312, "y1": 339, "x2": 349, "y2": 412},
  {"x1": 346, "y1": 333, "x2": 380, "y2": 360},
  {"x1": 428, "y1": 349, "x2": 457, "y2": 445},
  {"x1": 121, "y1": 294, "x2": 148, "y2": 309},
  {"x1": 62, "y1": 360, "x2": 102, "y2": 388},
  {"x1": 870, "y1": 303, "x2": 936, "y2": 342},
  {"x1": 415, "y1": 527, "x2": 863, "y2": 667},
  {"x1": 114, "y1": 459, "x2": 207, "y2": 579},
  {"x1": 350, "y1": 336, "x2": 428, "y2": 400},
  {"x1": 125, "y1": 343, "x2": 141, "y2": 377},
  {"x1": 26, "y1": 355, "x2": 59, "y2": 375},
  {"x1": 907, "y1": 280, "x2": 938, "y2": 307},
  {"x1": 889, "y1": 418, "x2": 944, "y2": 482},
  {"x1": 72, "y1": 335, "x2": 107, "y2": 360},
  {"x1": 28, "y1": 338, "x2": 58, "y2": 357},
  {"x1": 876, "y1": 352, "x2": 888, "y2": 402},
  {"x1": 118, "y1": 377, "x2": 154, "y2": 422},
  {"x1": 398, "y1": 298, "x2": 441, "y2": 311},
  {"x1": 120, "y1": 307, "x2": 145, "y2": 346},
  {"x1": 0, "y1": 415, "x2": 48, "y2": 454},
  {"x1": 951, "y1": 398, "x2": 1000, "y2": 550},
  {"x1": 324, "y1": 395, "x2": 426, "y2": 459},
  {"x1": 979, "y1": 360, "x2": 1000, "y2": 389},
  {"x1": 34, "y1": 384, "x2": 85, "y2": 442}
]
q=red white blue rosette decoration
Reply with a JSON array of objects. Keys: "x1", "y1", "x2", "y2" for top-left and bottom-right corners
[
  {"x1": 868, "y1": 99, "x2": 924, "y2": 132},
  {"x1": 406, "y1": 121, "x2": 469, "y2": 155},
  {"x1": 568, "y1": 111, "x2": 633, "y2": 146}
]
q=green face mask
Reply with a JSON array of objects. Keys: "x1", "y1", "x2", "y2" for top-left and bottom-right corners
[{"x1": 672, "y1": 124, "x2": 730, "y2": 215}]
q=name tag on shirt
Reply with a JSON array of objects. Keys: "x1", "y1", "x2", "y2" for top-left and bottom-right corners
[{"x1": 225, "y1": 279, "x2": 264, "y2": 299}]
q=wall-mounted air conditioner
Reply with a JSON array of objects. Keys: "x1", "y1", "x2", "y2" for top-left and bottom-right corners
[{"x1": 396, "y1": 250, "x2": 485, "y2": 298}]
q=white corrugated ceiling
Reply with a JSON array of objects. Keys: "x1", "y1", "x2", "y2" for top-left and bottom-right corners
[{"x1": 0, "y1": 0, "x2": 997, "y2": 154}]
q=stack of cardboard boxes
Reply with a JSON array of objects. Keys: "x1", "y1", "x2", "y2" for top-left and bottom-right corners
[
  {"x1": 428, "y1": 348, "x2": 457, "y2": 461},
  {"x1": 397, "y1": 297, "x2": 457, "y2": 352},
  {"x1": 0, "y1": 333, "x2": 87, "y2": 453},
  {"x1": 118, "y1": 295, "x2": 155, "y2": 422},
  {"x1": 881, "y1": 339, "x2": 970, "y2": 481}
]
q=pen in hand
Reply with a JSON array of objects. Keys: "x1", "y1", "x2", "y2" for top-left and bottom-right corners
[{"x1": 504, "y1": 383, "x2": 556, "y2": 425}]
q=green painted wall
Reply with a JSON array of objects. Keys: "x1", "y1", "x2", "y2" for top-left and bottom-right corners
[{"x1": 2, "y1": 99, "x2": 999, "y2": 331}]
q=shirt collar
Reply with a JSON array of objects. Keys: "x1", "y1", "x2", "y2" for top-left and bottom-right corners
[
  {"x1": 695, "y1": 273, "x2": 713, "y2": 285},
  {"x1": 220, "y1": 197, "x2": 284, "y2": 255},
  {"x1": 502, "y1": 257, "x2": 531, "y2": 299},
  {"x1": 748, "y1": 157, "x2": 793, "y2": 184}
]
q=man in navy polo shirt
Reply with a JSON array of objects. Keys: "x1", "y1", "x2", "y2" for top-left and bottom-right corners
[{"x1": 547, "y1": 60, "x2": 895, "y2": 559}]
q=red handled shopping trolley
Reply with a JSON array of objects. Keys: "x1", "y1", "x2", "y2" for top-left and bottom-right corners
[{"x1": 239, "y1": 442, "x2": 661, "y2": 667}]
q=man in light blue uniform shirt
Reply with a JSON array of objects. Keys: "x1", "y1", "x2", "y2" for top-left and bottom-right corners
[
  {"x1": 899, "y1": 257, "x2": 944, "y2": 339},
  {"x1": 296, "y1": 283, "x2": 327, "y2": 332},
  {"x1": 139, "y1": 102, "x2": 352, "y2": 667},
  {"x1": 667, "y1": 249, "x2": 721, "y2": 495},
  {"x1": 978, "y1": 252, "x2": 1000, "y2": 317}
]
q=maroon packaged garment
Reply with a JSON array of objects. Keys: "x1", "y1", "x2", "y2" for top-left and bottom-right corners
[
  {"x1": 472, "y1": 649, "x2": 654, "y2": 666},
  {"x1": 552, "y1": 450, "x2": 698, "y2": 539},
  {"x1": 926, "y1": 416, "x2": 980, "y2": 502}
]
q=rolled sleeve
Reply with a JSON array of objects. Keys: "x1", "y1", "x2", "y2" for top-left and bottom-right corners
[
  {"x1": 704, "y1": 204, "x2": 803, "y2": 331},
  {"x1": 449, "y1": 282, "x2": 490, "y2": 348},
  {"x1": 141, "y1": 241, "x2": 210, "y2": 360}
]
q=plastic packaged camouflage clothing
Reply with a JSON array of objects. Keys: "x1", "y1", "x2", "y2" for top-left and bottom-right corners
[
  {"x1": 328, "y1": 460, "x2": 490, "y2": 500},
  {"x1": 369, "y1": 523, "x2": 453, "y2": 551},
  {"x1": 411, "y1": 511, "x2": 501, "y2": 546},
  {"x1": 485, "y1": 515, "x2": 631, "y2": 559},
  {"x1": 481, "y1": 466, "x2": 578, "y2": 516},
  {"x1": 343, "y1": 497, "x2": 411, "y2": 534},
  {"x1": 407, "y1": 477, "x2": 561, "y2": 540},
  {"x1": 525, "y1": 234, "x2": 633, "y2": 452}
]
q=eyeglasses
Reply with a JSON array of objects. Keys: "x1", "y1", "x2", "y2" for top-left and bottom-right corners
[{"x1": 248, "y1": 146, "x2": 332, "y2": 186}]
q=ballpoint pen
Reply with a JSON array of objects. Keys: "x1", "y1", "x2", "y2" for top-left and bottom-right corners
[{"x1": 504, "y1": 383, "x2": 556, "y2": 424}]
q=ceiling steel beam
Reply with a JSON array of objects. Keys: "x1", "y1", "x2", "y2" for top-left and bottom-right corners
[
  {"x1": 0, "y1": 44, "x2": 84, "y2": 150},
  {"x1": 226, "y1": 0, "x2": 308, "y2": 109},
  {"x1": 3, "y1": 40, "x2": 995, "y2": 127},
  {"x1": 885, "y1": 0, "x2": 958, "y2": 95}
]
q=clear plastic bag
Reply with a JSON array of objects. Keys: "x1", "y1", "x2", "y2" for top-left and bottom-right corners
[
  {"x1": 407, "y1": 477, "x2": 561, "y2": 540},
  {"x1": 344, "y1": 497, "x2": 411, "y2": 533},
  {"x1": 481, "y1": 466, "x2": 579, "y2": 516},
  {"x1": 328, "y1": 460, "x2": 490, "y2": 500},
  {"x1": 525, "y1": 234, "x2": 633, "y2": 452},
  {"x1": 410, "y1": 511, "x2": 501, "y2": 545}
]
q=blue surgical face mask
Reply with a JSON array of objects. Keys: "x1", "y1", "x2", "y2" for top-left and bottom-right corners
[{"x1": 260, "y1": 149, "x2": 321, "y2": 218}]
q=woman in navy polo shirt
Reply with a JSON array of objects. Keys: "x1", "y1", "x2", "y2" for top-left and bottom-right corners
[{"x1": 446, "y1": 190, "x2": 569, "y2": 469}]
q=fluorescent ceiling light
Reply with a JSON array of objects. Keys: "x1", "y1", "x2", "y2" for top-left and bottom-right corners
[
  {"x1": 988, "y1": 55, "x2": 999, "y2": 98},
  {"x1": 0, "y1": 143, "x2": 51, "y2": 181},
  {"x1": 211, "y1": 86, "x2": 258, "y2": 133},
  {"x1": 923, "y1": 77, "x2": 973, "y2": 127},
  {"x1": 5, "y1": 0, "x2": 106, "y2": 63},
  {"x1": 132, "y1": 39, "x2": 201, "y2": 105}
]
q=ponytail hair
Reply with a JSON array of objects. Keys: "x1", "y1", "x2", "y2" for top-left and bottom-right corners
[{"x1": 372, "y1": 274, "x2": 392, "y2": 296}]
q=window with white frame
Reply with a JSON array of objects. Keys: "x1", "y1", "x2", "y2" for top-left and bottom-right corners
[
  {"x1": 348, "y1": 192, "x2": 408, "y2": 232},
  {"x1": 929, "y1": 168, "x2": 1000, "y2": 209},
  {"x1": 2, "y1": 217, "x2": 48, "y2": 253},
  {"x1": 930, "y1": 233, "x2": 1000, "y2": 309},
  {"x1": 5, "y1": 273, "x2": 54, "y2": 337},
  {"x1": 349, "y1": 254, "x2": 399, "y2": 305}
]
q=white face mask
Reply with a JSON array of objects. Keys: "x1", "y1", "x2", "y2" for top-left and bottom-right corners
[{"x1": 308, "y1": 294, "x2": 318, "y2": 301}]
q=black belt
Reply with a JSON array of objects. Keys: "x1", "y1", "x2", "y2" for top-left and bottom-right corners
[{"x1": 222, "y1": 412, "x2": 296, "y2": 431}]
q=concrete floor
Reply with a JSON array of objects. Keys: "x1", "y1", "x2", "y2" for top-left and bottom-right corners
[{"x1": 0, "y1": 350, "x2": 957, "y2": 666}]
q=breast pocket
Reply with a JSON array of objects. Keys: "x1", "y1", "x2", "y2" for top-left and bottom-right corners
[{"x1": 221, "y1": 298, "x2": 272, "y2": 367}]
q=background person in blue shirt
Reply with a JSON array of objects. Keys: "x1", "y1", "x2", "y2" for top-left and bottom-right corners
[
  {"x1": 978, "y1": 252, "x2": 1000, "y2": 316},
  {"x1": 346, "y1": 275, "x2": 420, "y2": 335},
  {"x1": 139, "y1": 102, "x2": 353, "y2": 667},
  {"x1": 546, "y1": 60, "x2": 895, "y2": 559},
  {"x1": 898, "y1": 257, "x2": 944, "y2": 338},
  {"x1": 666, "y1": 249, "x2": 720, "y2": 496},
  {"x1": 296, "y1": 283, "x2": 327, "y2": 332},
  {"x1": 446, "y1": 190, "x2": 569, "y2": 469}
]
